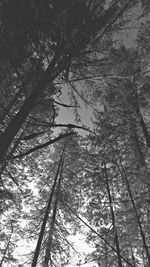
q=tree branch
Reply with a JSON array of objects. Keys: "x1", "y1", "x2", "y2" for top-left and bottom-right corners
[
  {"x1": 53, "y1": 100, "x2": 79, "y2": 108},
  {"x1": 12, "y1": 132, "x2": 75, "y2": 159}
]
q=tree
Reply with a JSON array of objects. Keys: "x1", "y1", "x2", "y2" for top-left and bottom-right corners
[
  {"x1": 6, "y1": 133, "x2": 83, "y2": 266},
  {"x1": 2, "y1": 1, "x2": 150, "y2": 266},
  {"x1": 79, "y1": 42, "x2": 150, "y2": 266},
  {"x1": 0, "y1": 0, "x2": 136, "y2": 163}
]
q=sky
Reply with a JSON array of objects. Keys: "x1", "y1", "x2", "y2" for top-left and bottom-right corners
[
  {"x1": 67, "y1": 234, "x2": 98, "y2": 267},
  {"x1": 55, "y1": 85, "x2": 95, "y2": 135}
]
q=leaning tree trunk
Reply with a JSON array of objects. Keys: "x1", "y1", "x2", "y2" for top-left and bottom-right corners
[
  {"x1": 139, "y1": 113, "x2": 150, "y2": 148},
  {"x1": 31, "y1": 148, "x2": 65, "y2": 267},
  {"x1": 103, "y1": 163, "x2": 123, "y2": 267},
  {"x1": 43, "y1": 157, "x2": 64, "y2": 266},
  {"x1": 133, "y1": 88, "x2": 150, "y2": 149},
  {"x1": 0, "y1": 48, "x2": 67, "y2": 164}
]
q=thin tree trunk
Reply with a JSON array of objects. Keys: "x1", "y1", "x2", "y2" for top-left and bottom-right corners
[
  {"x1": 43, "y1": 156, "x2": 64, "y2": 266},
  {"x1": 133, "y1": 88, "x2": 150, "y2": 148},
  {"x1": 31, "y1": 147, "x2": 65, "y2": 267},
  {"x1": 0, "y1": 49, "x2": 67, "y2": 163},
  {"x1": 128, "y1": 120, "x2": 145, "y2": 166},
  {"x1": 104, "y1": 242, "x2": 108, "y2": 267},
  {"x1": 103, "y1": 163, "x2": 123, "y2": 267},
  {"x1": 64, "y1": 202, "x2": 134, "y2": 267},
  {"x1": 139, "y1": 113, "x2": 150, "y2": 148},
  {"x1": 118, "y1": 160, "x2": 150, "y2": 266},
  {"x1": 0, "y1": 222, "x2": 13, "y2": 267},
  {"x1": 133, "y1": 131, "x2": 146, "y2": 166},
  {"x1": 129, "y1": 243, "x2": 136, "y2": 267}
]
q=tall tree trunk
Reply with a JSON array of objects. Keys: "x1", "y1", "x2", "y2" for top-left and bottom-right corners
[
  {"x1": 0, "y1": 49, "x2": 67, "y2": 164},
  {"x1": 31, "y1": 147, "x2": 65, "y2": 267},
  {"x1": 133, "y1": 131, "x2": 145, "y2": 166},
  {"x1": 0, "y1": 131, "x2": 23, "y2": 186},
  {"x1": 0, "y1": 222, "x2": 13, "y2": 267},
  {"x1": 129, "y1": 243, "x2": 136, "y2": 267},
  {"x1": 43, "y1": 157, "x2": 64, "y2": 266},
  {"x1": 129, "y1": 120, "x2": 145, "y2": 167},
  {"x1": 0, "y1": 86, "x2": 23, "y2": 125},
  {"x1": 104, "y1": 242, "x2": 108, "y2": 267},
  {"x1": 65, "y1": 202, "x2": 134, "y2": 267},
  {"x1": 118, "y1": 160, "x2": 150, "y2": 266},
  {"x1": 139, "y1": 113, "x2": 150, "y2": 148},
  {"x1": 133, "y1": 88, "x2": 150, "y2": 149},
  {"x1": 103, "y1": 164, "x2": 123, "y2": 267}
]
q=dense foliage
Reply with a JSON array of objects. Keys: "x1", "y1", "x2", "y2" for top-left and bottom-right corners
[{"x1": 1, "y1": 1, "x2": 150, "y2": 267}]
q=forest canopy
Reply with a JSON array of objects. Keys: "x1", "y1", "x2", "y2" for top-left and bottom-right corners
[{"x1": 0, "y1": 0, "x2": 150, "y2": 266}]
